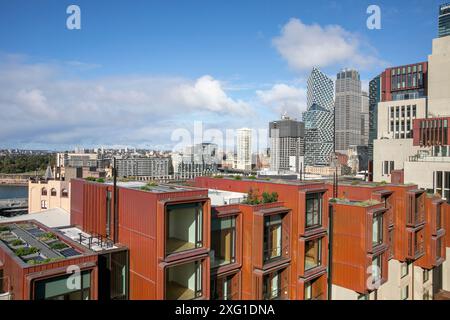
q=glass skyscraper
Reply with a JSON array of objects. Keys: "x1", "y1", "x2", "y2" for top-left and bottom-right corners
[
  {"x1": 439, "y1": 3, "x2": 450, "y2": 38},
  {"x1": 303, "y1": 68, "x2": 335, "y2": 166}
]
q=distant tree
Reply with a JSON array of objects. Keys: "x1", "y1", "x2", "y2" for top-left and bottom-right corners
[{"x1": 0, "y1": 154, "x2": 55, "y2": 174}]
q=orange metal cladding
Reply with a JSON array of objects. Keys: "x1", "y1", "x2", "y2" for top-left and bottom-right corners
[
  {"x1": 237, "y1": 202, "x2": 291, "y2": 299},
  {"x1": 416, "y1": 196, "x2": 446, "y2": 269},
  {"x1": 445, "y1": 203, "x2": 450, "y2": 248},
  {"x1": 192, "y1": 176, "x2": 331, "y2": 299},
  {"x1": 70, "y1": 179, "x2": 211, "y2": 300},
  {"x1": 70, "y1": 179, "x2": 113, "y2": 238},
  {"x1": 331, "y1": 202, "x2": 389, "y2": 294}
]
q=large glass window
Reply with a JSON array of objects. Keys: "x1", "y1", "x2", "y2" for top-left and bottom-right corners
[
  {"x1": 401, "y1": 262, "x2": 409, "y2": 278},
  {"x1": 166, "y1": 202, "x2": 203, "y2": 255},
  {"x1": 263, "y1": 215, "x2": 282, "y2": 262},
  {"x1": 211, "y1": 216, "x2": 236, "y2": 267},
  {"x1": 372, "y1": 213, "x2": 383, "y2": 247},
  {"x1": 306, "y1": 193, "x2": 322, "y2": 229},
  {"x1": 305, "y1": 238, "x2": 322, "y2": 271},
  {"x1": 165, "y1": 260, "x2": 202, "y2": 300},
  {"x1": 263, "y1": 270, "x2": 283, "y2": 300},
  {"x1": 34, "y1": 271, "x2": 91, "y2": 300}
]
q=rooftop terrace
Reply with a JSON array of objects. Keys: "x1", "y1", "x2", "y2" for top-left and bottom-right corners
[{"x1": 0, "y1": 221, "x2": 84, "y2": 265}]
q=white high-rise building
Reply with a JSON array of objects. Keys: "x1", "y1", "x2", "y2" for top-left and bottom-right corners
[{"x1": 236, "y1": 128, "x2": 252, "y2": 171}]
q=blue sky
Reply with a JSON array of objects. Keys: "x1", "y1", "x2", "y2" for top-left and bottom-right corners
[{"x1": 0, "y1": 0, "x2": 444, "y2": 150}]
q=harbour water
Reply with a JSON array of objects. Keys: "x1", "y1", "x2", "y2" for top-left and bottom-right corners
[{"x1": 0, "y1": 185, "x2": 28, "y2": 200}]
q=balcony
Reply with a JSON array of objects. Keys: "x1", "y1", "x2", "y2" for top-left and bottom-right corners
[
  {"x1": 165, "y1": 260, "x2": 203, "y2": 300},
  {"x1": 211, "y1": 215, "x2": 237, "y2": 268},
  {"x1": 165, "y1": 202, "x2": 203, "y2": 256}
]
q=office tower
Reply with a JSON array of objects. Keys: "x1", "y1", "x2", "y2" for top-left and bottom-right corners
[
  {"x1": 368, "y1": 75, "x2": 381, "y2": 162},
  {"x1": 334, "y1": 69, "x2": 362, "y2": 154},
  {"x1": 236, "y1": 128, "x2": 252, "y2": 171},
  {"x1": 269, "y1": 114, "x2": 305, "y2": 173},
  {"x1": 192, "y1": 143, "x2": 219, "y2": 165},
  {"x1": 439, "y1": 3, "x2": 450, "y2": 38},
  {"x1": 303, "y1": 68, "x2": 335, "y2": 166},
  {"x1": 361, "y1": 91, "x2": 369, "y2": 146}
]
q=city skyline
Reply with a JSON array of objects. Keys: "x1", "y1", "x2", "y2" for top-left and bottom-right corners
[{"x1": 0, "y1": 0, "x2": 445, "y2": 150}]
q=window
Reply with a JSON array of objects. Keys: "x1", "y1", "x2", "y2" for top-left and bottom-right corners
[
  {"x1": 437, "y1": 238, "x2": 442, "y2": 260},
  {"x1": 436, "y1": 204, "x2": 442, "y2": 231},
  {"x1": 304, "y1": 277, "x2": 324, "y2": 300},
  {"x1": 372, "y1": 213, "x2": 383, "y2": 247},
  {"x1": 423, "y1": 269, "x2": 430, "y2": 283},
  {"x1": 305, "y1": 193, "x2": 322, "y2": 229},
  {"x1": 50, "y1": 188, "x2": 57, "y2": 196},
  {"x1": 34, "y1": 271, "x2": 91, "y2": 300},
  {"x1": 388, "y1": 229, "x2": 394, "y2": 258},
  {"x1": 41, "y1": 188, "x2": 47, "y2": 196},
  {"x1": 41, "y1": 200, "x2": 48, "y2": 209},
  {"x1": 61, "y1": 189, "x2": 69, "y2": 198},
  {"x1": 372, "y1": 255, "x2": 382, "y2": 284},
  {"x1": 211, "y1": 216, "x2": 236, "y2": 267},
  {"x1": 401, "y1": 262, "x2": 409, "y2": 278},
  {"x1": 401, "y1": 285, "x2": 409, "y2": 300},
  {"x1": 264, "y1": 215, "x2": 282, "y2": 262},
  {"x1": 165, "y1": 260, "x2": 203, "y2": 300},
  {"x1": 263, "y1": 270, "x2": 283, "y2": 300},
  {"x1": 305, "y1": 238, "x2": 322, "y2": 271},
  {"x1": 211, "y1": 275, "x2": 234, "y2": 300},
  {"x1": 165, "y1": 202, "x2": 203, "y2": 255}
]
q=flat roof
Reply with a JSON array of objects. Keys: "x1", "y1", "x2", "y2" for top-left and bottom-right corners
[
  {"x1": 208, "y1": 189, "x2": 247, "y2": 206},
  {"x1": 0, "y1": 207, "x2": 70, "y2": 228},
  {"x1": 58, "y1": 227, "x2": 118, "y2": 252},
  {"x1": 0, "y1": 221, "x2": 86, "y2": 265}
]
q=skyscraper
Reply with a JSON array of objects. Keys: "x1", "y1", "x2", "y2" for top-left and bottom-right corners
[
  {"x1": 368, "y1": 75, "x2": 381, "y2": 162},
  {"x1": 334, "y1": 69, "x2": 362, "y2": 154},
  {"x1": 360, "y1": 91, "x2": 369, "y2": 146},
  {"x1": 236, "y1": 128, "x2": 252, "y2": 171},
  {"x1": 439, "y1": 2, "x2": 450, "y2": 38},
  {"x1": 269, "y1": 114, "x2": 305, "y2": 173},
  {"x1": 303, "y1": 68, "x2": 334, "y2": 166}
]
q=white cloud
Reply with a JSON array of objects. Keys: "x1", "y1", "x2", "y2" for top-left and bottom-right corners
[
  {"x1": 256, "y1": 83, "x2": 306, "y2": 118},
  {"x1": 272, "y1": 18, "x2": 385, "y2": 71},
  {"x1": 0, "y1": 58, "x2": 254, "y2": 149}
]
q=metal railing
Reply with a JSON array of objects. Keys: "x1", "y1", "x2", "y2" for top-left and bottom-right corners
[
  {"x1": 263, "y1": 245, "x2": 289, "y2": 262},
  {"x1": 263, "y1": 286, "x2": 288, "y2": 300}
]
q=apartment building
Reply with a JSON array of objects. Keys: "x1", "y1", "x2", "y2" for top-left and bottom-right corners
[
  {"x1": 115, "y1": 157, "x2": 171, "y2": 180},
  {"x1": 28, "y1": 179, "x2": 71, "y2": 214},
  {"x1": 328, "y1": 181, "x2": 447, "y2": 300},
  {"x1": 193, "y1": 176, "x2": 330, "y2": 300},
  {"x1": 0, "y1": 219, "x2": 128, "y2": 300},
  {"x1": 236, "y1": 128, "x2": 252, "y2": 171}
]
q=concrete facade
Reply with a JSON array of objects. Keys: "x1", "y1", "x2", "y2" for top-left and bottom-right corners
[
  {"x1": 373, "y1": 139, "x2": 420, "y2": 182},
  {"x1": 428, "y1": 36, "x2": 450, "y2": 117}
]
